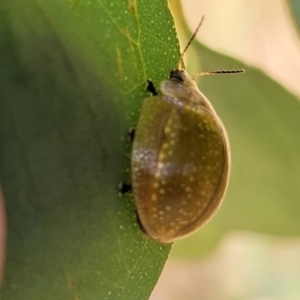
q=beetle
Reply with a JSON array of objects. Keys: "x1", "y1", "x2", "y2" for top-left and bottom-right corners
[{"x1": 128, "y1": 17, "x2": 244, "y2": 243}]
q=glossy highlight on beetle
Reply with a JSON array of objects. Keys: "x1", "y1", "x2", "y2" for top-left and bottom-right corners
[{"x1": 131, "y1": 17, "x2": 244, "y2": 243}]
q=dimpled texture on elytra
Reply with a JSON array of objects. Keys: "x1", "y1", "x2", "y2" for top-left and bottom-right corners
[{"x1": 131, "y1": 69, "x2": 230, "y2": 243}]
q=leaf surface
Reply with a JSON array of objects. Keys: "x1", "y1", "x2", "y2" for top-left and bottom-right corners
[{"x1": 0, "y1": 0, "x2": 177, "y2": 298}]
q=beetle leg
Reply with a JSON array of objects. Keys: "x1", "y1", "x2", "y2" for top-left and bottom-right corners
[
  {"x1": 146, "y1": 80, "x2": 158, "y2": 96},
  {"x1": 118, "y1": 182, "x2": 132, "y2": 196},
  {"x1": 128, "y1": 128, "x2": 135, "y2": 142}
]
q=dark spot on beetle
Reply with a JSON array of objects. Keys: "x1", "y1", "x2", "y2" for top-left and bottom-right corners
[{"x1": 169, "y1": 69, "x2": 184, "y2": 82}]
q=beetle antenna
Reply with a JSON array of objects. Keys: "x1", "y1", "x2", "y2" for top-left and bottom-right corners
[
  {"x1": 192, "y1": 69, "x2": 245, "y2": 79},
  {"x1": 178, "y1": 16, "x2": 205, "y2": 71}
]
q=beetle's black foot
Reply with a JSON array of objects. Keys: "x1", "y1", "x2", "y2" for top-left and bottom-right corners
[
  {"x1": 146, "y1": 80, "x2": 158, "y2": 96},
  {"x1": 118, "y1": 182, "x2": 132, "y2": 196},
  {"x1": 128, "y1": 128, "x2": 135, "y2": 142}
]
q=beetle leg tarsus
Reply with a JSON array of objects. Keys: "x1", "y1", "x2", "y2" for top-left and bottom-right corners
[
  {"x1": 146, "y1": 80, "x2": 158, "y2": 96},
  {"x1": 128, "y1": 128, "x2": 135, "y2": 142},
  {"x1": 118, "y1": 182, "x2": 132, "y2": 196}
]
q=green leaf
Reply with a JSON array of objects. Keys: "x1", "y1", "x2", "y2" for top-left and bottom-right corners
[
  {"x1": 0, "y1": 0, "x2": 177, "y2": 299},
  {"x1": 171, "y1": 14, "x2": 300, "y2": 258}
]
